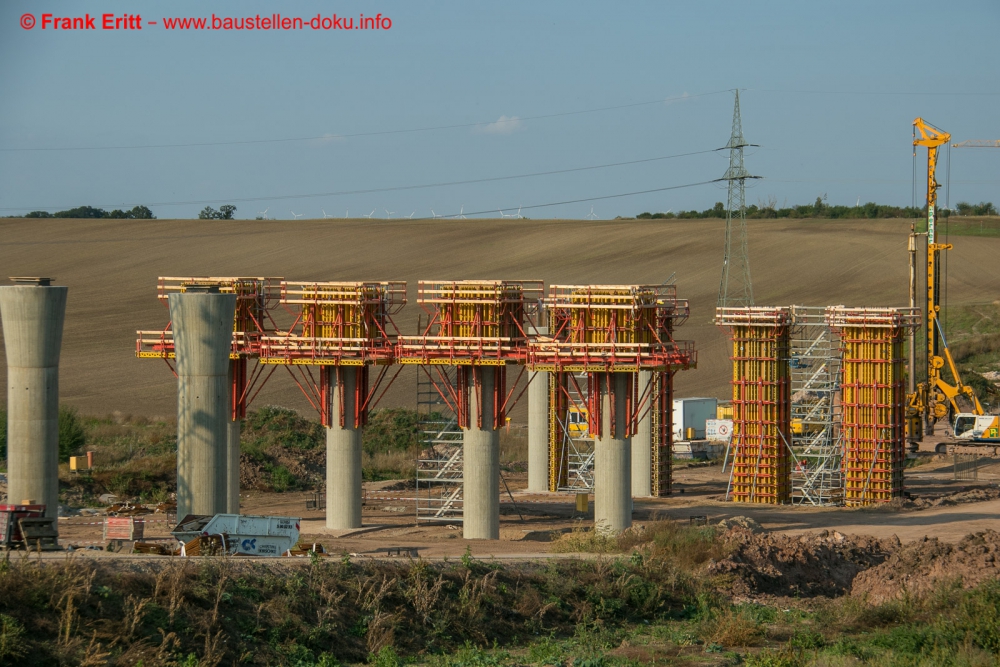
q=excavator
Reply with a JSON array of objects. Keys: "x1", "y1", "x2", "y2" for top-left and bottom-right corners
[{"x1": 906, "y1": 118, "x2": 986, "y2": 451}]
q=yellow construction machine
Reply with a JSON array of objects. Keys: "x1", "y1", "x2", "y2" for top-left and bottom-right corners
[{"x1": 906, "y1": 118, "x2": 984, "y2": 444}]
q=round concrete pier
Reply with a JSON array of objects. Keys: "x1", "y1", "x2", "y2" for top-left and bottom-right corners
[
  {"x1": 594, "y1": 372, "x2": 632, "y2": 535},
  {"x1": 463, "y1": 367, "x2": 500, "y2": 540},
  {"x1": 0, "y1": 282, "x2": 67, "y2": 523},
  {"x1": 169, "y1": 290, "x2": 236, "y2": 520},
  {"x1": 326, "y1": 366, "x2": 363, "y2": 530},
  {"x1": 527, "y1": 370, "x2": 549, "y2": 493},
  {"x1": 631, "y1": 370, "x2": 653, "y2": 497}
]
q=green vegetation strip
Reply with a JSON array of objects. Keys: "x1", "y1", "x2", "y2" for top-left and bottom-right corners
[{"x1": 1, "y1": 523, "x2": 999, "y2": 666}]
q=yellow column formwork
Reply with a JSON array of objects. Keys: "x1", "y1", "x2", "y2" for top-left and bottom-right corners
[
  {"x1": 717, "y1": 307, "x2": 792, "y2": 504},
  {"x1": 828, "y1": 307, "x2": 919, "y2": 506}
]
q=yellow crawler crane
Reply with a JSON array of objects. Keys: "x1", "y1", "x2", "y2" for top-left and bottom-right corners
[{"x1": 908, "y1": 118, "x2": 983, "y2": 441}]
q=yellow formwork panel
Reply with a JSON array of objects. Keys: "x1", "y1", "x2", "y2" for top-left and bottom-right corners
[
  {"x1": 563, "y1": 286, "x2": 658, "y2": 345},
  {"x1": 548, "y1": 372, "x2": 569, "y2": 491},
  {"x1": 718, "y1": 308, "x2": 792, "y2": 505},
  {"x1": 837, "y1": 320, "x2": 907, "y2": 505}
]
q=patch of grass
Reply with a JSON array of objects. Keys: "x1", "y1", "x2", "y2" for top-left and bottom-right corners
[
  {"x1": 550, "y1": 525, "x2": 620, "y2": 553},
  {"x1": 363, "y1": 449, "x2": 415, "y2": 482},
  {"x1": 623, "y1": 519, "x2": 731, "y2": 570},
  {"x1": 940, "y1": 215, "x2": 1000, "y2": 239},
  {"x1": 499, "y1": 429, "x2": 527, "y2": 469},
  {"x1": 58, "y1": 413, "x2": 177, "y2": 506}
]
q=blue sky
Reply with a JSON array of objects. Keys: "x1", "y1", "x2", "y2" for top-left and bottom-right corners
[{"x1": 1, "y1": 0, "x2": 997, "y2": 219}]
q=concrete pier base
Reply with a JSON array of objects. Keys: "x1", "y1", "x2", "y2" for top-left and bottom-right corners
[
  {"x1": 169, "y1": 290, "x2": 236, "y2": 520},
  {"x1": 595, "y1": 372, "x2": 632, "y2": 535},
  {"x1": 0, "y1": 282, "x2": 67, "y2": 525},
  {"x1": 463, "y1": 367, "x2": 500, "y2": 540},
  {"x1": 631, "y1": 370, "x2": 653, "y2": 498},
  {"x1": 326, "y1": 367, "x2": 363, "y2": 530},
  {"x1": 527, "y1": 370, "x2": 549, "y2": 492}
]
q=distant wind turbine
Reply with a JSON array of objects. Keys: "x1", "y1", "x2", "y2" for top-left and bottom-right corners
[
  {"x1": 363, "y1": 209, "x2": 375, "y2": 219},
  {"x1": 407, "y1": 212, "x2": 415, "y2": 219},
  {"x1": 459, "y1": 205, "x2": 466, "y2": 219},
  {"x1": 384, "y1": 208, "x2": 395, "y2": 219},
  {"x1": 290, "y1": 210, "x2": 303, "y2": 219},
  {"x1": 586, "y1": 206, "x2": 598, "y2": 220},
  {"x1": 515, "y1": 206, "x2": 523, "y2": 219},
  {"x1": 257, "y1": 208, "x2": 270, "y2": 220},
  {"x1": 431, "y1": 210, "x2": 440, "y2": 218},
  {"x1": 322, "y1": 209, "x2": 335, "y2": 219}
]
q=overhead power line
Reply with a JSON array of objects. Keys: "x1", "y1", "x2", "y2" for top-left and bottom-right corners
[
  {"x1": 0, "y1": 148, "x2": 718, "y2": 211},
  {"x1": 421, "y1": 179, "x2": 720, "y2": 220},
  {"x1": 0, "y1": 90, "x2": 731, "y2": 153}
]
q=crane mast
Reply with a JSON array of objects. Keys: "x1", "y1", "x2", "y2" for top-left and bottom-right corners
[{"x1": 907, "y1": 118, "x2": 983, "y2": 442}]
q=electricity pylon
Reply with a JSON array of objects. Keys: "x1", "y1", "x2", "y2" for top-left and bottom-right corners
[{"x1": 717, "y1": 90, "x2": 760, "y2": 309}]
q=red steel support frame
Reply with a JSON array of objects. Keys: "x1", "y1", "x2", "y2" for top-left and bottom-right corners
[
  {"x1": 531, "y1": 285, "x2": 696, "y2": 495},
  {"x1": 259, "y1": 281, "x2": 406, "y2": 427},
  {"x1": 396, "y1": 280, "x2": 543, "y2": 424}
]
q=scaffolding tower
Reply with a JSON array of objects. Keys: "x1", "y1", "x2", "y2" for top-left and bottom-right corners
[
  {"x1": 827, "y1": 306, "x2": 919, "y2": 506},
  {"x1": 788, "y1": 306, "x2": 843, "y2": 506},
  {"x1": 414, "y1": 317, "x2": 464, "y2": 521},
  {"x1": 397, "y1": 280, "x2": 542, "y2": 523}
]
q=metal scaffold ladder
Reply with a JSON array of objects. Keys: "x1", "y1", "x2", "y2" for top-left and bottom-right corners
[{"x1": 788, "y1": 306, "x2": 844, "y2": 506}]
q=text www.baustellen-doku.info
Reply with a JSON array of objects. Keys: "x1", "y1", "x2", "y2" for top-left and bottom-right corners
[{"x1": 19, "y1": 12, "x2": 393, "y2": 32}]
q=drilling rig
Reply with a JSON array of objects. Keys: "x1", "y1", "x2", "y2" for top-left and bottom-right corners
[{"x1": 906, "y1": 118, "x2": 984, "y2": 446}]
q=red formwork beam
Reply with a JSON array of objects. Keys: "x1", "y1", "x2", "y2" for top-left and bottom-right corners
[
  {"x1": 396, "y1": 280, "x2": 542, "y2": 427},
  {"x1": 528, "y1": 284, "x2": 696, "y2": 373}
]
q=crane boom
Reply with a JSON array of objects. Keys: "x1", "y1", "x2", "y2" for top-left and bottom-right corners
[
  {"x1": 907, "y1": 118, "x2": 983, "y2": 442},
  {"x1": 952, "y1": 139, "x2": 1000, "y2": 148}
]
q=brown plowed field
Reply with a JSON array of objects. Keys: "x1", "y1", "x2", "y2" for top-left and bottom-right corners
[{"x1": 1, "y1": 217, "x2": 997, "y2": 418}]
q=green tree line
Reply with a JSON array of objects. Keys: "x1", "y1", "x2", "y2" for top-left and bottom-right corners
[
  {"x1": 632, "y1": 197, "x2": 997, "y2": 220},
  {"x1": 20, "y1": 205, "x2": 155, "y2": 219}
]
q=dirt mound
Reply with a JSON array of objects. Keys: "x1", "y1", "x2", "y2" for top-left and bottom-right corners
[
  {"x1": 707, "y1": 528, "x2": 899, "y2": 598},
  {"x1": 908, "y1": 485, "x2": 1000, "y2": 509},
  {"x1": 717, "y1": 516, "x2": 765, "y2": 534},
  {"x1": 851, "y1": 530, "x2": 1000, "y2": 603}
]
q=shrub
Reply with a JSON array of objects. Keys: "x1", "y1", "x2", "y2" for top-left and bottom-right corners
[
  {"x1": 58, "y1": 406, "x2": 86, "y2": 462},
  {"x1": 243, "y1": 406, "x2": 323, "y2": 451},
  {"x1": 362, "y1": 408, "x2": 424, "y2": 455}
]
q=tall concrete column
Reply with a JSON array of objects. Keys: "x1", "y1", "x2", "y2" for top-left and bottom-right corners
[
  {"x1": 594, "y1": 372, "x2": 632, "y2": 534},
  {"x1": 0, "y1": 279, "x2": 67, "y2": 524},
  {"x1": 463, "y1": 366, "x2": 500, "y2": 540},
  {"x1": 169, "y1": 288, "x2": 236, "y2": 520},
  {"x1": 527, "y1": 370, "x2": 549, "y2": 492},
  {"x1": 326, "y1": 366, "x2": 363, "y2": 529},
  {"x1": 631, "y1": 370, "x2": 653, "y2": 497}
]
